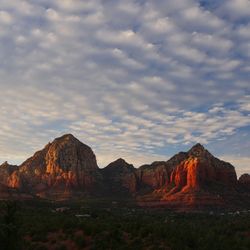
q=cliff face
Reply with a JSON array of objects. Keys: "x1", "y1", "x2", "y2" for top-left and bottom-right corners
[
  {"x1": 137, "y1": 152, "x2": 188, "y2": 191},
  {"x1": 2, "y1": 134, "x2": 101, "y2": 196},
  {"x1": 0, "y1": 162, "x2": 20, "y2": 188},
  {"x1": 155, "y1": 144, "x2": 238, "y2": 208},
  {"x1": 168, "y1": 144, "x2": 237, "y2": 193},
  {"x1": 137, "y1": 162, "x2": 170, "y2": 190}
]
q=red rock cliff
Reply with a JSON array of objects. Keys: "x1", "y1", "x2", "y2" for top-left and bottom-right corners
[
  {"x1": 168, "y1": 144, "x2": 237, "y2": 193},
  {"x1": 13, "y1": 134, "x2": 101, "y2": 195}
]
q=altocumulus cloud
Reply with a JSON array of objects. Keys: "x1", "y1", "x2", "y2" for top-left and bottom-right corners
[{"x1": 0, "y1": 0, "x2": 249, "y2": 176}]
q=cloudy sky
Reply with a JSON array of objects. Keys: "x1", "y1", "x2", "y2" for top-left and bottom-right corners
[{"x1": 0, "y1": 0, "x2": 249, "y2": 176}]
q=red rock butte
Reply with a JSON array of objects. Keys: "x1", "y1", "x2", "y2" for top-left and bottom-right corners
[{"x1": 0, "y1": 134, "x2": 249, "y2": 209}]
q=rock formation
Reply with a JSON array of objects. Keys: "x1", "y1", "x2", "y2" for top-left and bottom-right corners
[
  {"x1": 0, "y1": 134, "x2": 249, "y2": 209},
  {"x1": 167, "y1": 144, "x2": 237, "y2": 192},
  {"x1": 137, "y1": 162, "x2": 170, "y2": 191},
  {"x1": 151, "y1": 144, "x2": 238, "y2": 208},
  {"x1": 137, "y1": 144, "x2": 240, "y2": 209},
  {"x1": 239, "y1": 173, "x2": 250, "y2": 184},
  {"x1": 0, "y1": 162, "x2": 19, "y2": 188},
  {"x1": 0, "y1": 134, "x2": 102, "y2": 197},
  {"x1": 102, "y1": 158, "x2": 138, "y2": 195},
  {"x1": 136, "y1": 152, "x2": 188, "y2": 191},
  {"x1": 239, "y1": 174, "x2": 250, "y2": 191}
]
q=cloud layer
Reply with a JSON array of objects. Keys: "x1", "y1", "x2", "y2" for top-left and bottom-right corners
[{"x1": 0, "y1": 0, "x2": 249, "y2": 175}]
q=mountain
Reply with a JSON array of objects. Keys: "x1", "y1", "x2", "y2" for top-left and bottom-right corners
[
  {"x1": 136, "y1": 143, "x2": 243, "y2": 209},
  {"x1": 158, "y1": 144, "x2": 238, "y2": 208},
  {"x1": 101, "y1": 158, "x2": 137, "y2": 195},
  {"x1": 0, "y1": 134, "x2": 249, "y2": 209},
  {"x1": 2, "y1": 134, "x2": 102, "y2": 198},
  {"x1": 167, "y1": 143, "x2": 237, "y2": 192}
]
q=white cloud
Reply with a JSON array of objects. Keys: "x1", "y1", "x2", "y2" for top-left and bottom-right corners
[
  {"x1": 237, "y1": 24, "x2": 250, "y2": 39},
  {"x1": 239, "y1": 95, "x2": 250, "y2": 111},
  {"x1": 0, "y1": 0, "x2": 249, "y2": 177},
  {"x1": 55, "y1": 0, "x2": 101, "y2": 13},
  {"x1": 46, "y1": 8, "x2": 60, "y2": 21},
  {"x1": 218, "y1": 0, "x2": 250, "y2": 20},
  {"x1": 191, "y1": 33, "x2": 233, "y2": 54},
  {"x1": 0, "y1": 11, "x2": 13, "y2": 24}
]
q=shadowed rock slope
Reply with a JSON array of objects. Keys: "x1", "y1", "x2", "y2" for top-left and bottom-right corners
[
  {"x1": 101, "y1": 158, "x2": 138, "y2": 195},
  {"x1": 239, "y1": 174, "x2": 250, "y2": 191}
]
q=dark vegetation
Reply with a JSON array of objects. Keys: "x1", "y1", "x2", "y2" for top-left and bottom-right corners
[{"x1": 0, "y1": 199, "x2": 250, "y2": 250}]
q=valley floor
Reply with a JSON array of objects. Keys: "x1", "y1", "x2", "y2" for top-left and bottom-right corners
[{"x1": 0, "y1": 199, "x2": 250, "y2": 250}]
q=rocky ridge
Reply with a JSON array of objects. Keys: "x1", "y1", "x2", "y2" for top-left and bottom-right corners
[{"x1": 0, "y1": 134, "x2": 249, "y2": 209}]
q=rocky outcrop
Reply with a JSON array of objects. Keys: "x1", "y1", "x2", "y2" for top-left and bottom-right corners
[
  {"x1": 0, "y1": 162, "x2": 19, "y2": 188},
  {"x1": 137, "y1": 162, "x2": 170, "y2": 190},
  {"x1": 137, "y1": 152, "x2": 188, "y2": 191},
  {"x1": 102, "y1": 158, "x2": 137, "y2": 195},
  {"x1": 167, "y1": 144, "x2": 237, "y2": 193},
  {"x1": 154, "y1": 144, "x2": 238, "y2": 208},
  {"x1": 1, "y1": 134, "x2": 102, "y2": 196},
  {"x1": 239, "y1": 174, "x2": 250, "y2": 191}
]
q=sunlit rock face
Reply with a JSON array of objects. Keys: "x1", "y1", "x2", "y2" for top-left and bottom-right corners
[
  {"x1": 135, "y1": 143, "x2": 238, "y2": 195},
  {"x1": 10, "y1": 134, "x2": 101, "y2": 195},
  {"x1": 43, "y1": 134, "x2": 99, "y2": 190},
  {"x1": 45, "y1": 134, "x2": 98, "y2": 174},
  {"x1": 159, "y1": 144, "x2": 238, "y2": 207},
  {"x1": 134, "y1": 144, "x2": 240, "y2": 209},
  {"x1": 136, "y1": 153, "x2": 188, "y2": 191},
  {"x1": 0, "y1": 162, "x2": 20, "y2": 188},
  {"x1": 168, "y1": 144, "x2": 237, "y2": 193},
  {"x1": 102, "y1": 158, "x2": 138, "y2": 194},
  {"x1": 137, "y1": 162, "x2": 170, "y2": 190},
  {"x1": 7, "y1": 171, "x2": 22, "y2": 189}
]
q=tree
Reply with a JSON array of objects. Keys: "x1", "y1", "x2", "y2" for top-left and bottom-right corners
[{"x1": 0, "y1": 201, "x2": 21, "y2": 250}]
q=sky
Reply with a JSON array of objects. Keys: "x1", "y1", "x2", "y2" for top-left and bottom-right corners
[{"x1": 0, "y1": 0, "x2": 249, "y2": 177}]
